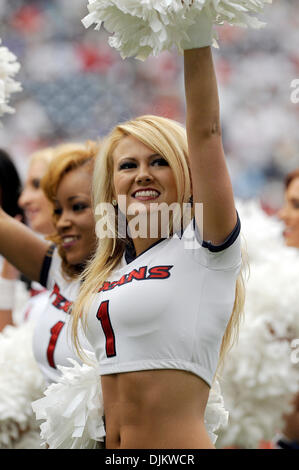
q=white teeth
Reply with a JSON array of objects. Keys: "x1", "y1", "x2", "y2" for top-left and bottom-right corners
[
  {"x1": 134, "y1": 190, "x2": 159, "y2": 198},
  {"x1": 63, "y1": 236, "x2": 77, "y2": 243}
]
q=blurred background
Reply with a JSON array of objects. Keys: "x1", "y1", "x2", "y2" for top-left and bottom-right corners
[{"x1": 0, "y1": 0, "x2": 298, "y2": 212}]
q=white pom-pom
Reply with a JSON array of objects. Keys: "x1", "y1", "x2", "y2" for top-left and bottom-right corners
[
  {"x1": 32, "y1": 352, "x2": 105, "y2": 449},
  {"x1": 0, "y1": 39, "x2": 22, "y2": 121},
  {"x1": 33, "y1": 351, "x2": 228, "y2": 448},
  {"x1": 236, "y1": 198, "x2": 287, "y2": 264},
  {"x1": 82, "y1": 0, "x2": 272, "y2": 59},
  {"x1": 205, "y1": 379, "x2": 229, "y2": 444},
  {"x1": 218, "y1": 322, "x2": 299, "y2": 448},
  {"x1": 0, "y1": 322, "x2": 45, "y2": 448},
  {"x1": 217, "y1": 202, "x2": 299, "y2": 448}
]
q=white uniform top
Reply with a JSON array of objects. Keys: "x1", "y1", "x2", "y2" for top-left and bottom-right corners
[
  {"x1": 86, "y1": 217, "x2": 242, "y2": 388},
  {"x1": 33, "y1": 246, "x2": 92, "y2": 385},
  {"x1": 20, "y1": 282, "x2": 49, "y2": 324}
]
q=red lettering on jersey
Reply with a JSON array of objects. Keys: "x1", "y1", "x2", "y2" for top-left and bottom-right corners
[
  {"x1": 47, "y1": 321, "x2": 65, "y2": 368},
  {"x1": 50, "y1": 283, "x2": 73, "y2": 313},
  {"x1": 97, "y1": 265, "x2": 173, "y2": 293},
  {"x1": 51, "y1": 283, "x2": 64, "y2": 306},
  {"x1": 116, "y1": 274, "x2": 127, "y2": 286},
  {"x1": 108, "y1": 280, "x2": 119, "y2": 290},
  {"x1": 126, "y1": 266, "x2": 147, "y2": 282},
  {"x1": 147, "y1": 265, "x2": 173, "y2": 279},
  {"x1": 103, "y1": 275, "x2": 128, "y2": 290},
  {"x1": 52, "y1": 294, "x2": 64, "y2": 308},
  {"x1": 61, "y1": 300, "x2": 72, "y2": 313},
  {"x1": 99, "y1": 281, "x2": 111, "y2": 292}
]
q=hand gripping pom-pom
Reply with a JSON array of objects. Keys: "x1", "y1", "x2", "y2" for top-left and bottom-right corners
[{"x1": 82, "y1": 0, "x2": 272, "y2": 60}]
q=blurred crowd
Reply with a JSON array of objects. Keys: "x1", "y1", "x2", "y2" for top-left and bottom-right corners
[{"x1": 0, "y1": 0, "x2": 298, "y2": 211}]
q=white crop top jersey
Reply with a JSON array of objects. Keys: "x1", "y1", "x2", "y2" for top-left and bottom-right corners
[
  {"x1": 86, "y1": 216, "x2": 242, "y2": 388},
  {"x1": 33, "y1": 246, "x2": 92, "y2": 385},
  {"x1": 20, "y1": 282, "x2": 49, "y2": 324}
]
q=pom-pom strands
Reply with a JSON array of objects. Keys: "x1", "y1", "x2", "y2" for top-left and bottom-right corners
[
  {"x1": 205, "y1": 379, "x2": 229, "y2": 444},
  {"x1": 82, "y1": 0, "x2": 272, "y2": 60},
  {"x1": 0, "y1": 39, "x2": 22, "y2": 121},
  {"x1": 32, "y1": 353, "x2": 105, "y2": 449},
  {"x1": 217, "y1": 200, "x2": 299, "y2": 449},
  {"x1": 32, "y1": 352, "x2": 228, "y2": 448},
  {"x1": 0, "y1": 322, "x2": 45, "y2": 448}
]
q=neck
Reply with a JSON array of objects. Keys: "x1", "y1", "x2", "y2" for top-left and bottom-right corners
[
  {"x1": 126, "y1": 212, "x2": 172, "y2": 256},
  {"x1": 132, "y1": 236, "x2": 162, "y2": 257}
]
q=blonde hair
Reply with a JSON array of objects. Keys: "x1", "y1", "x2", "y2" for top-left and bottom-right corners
[
  {"x1": 29, "y1": 144, "x2": 89, "y2": 173},
  {"x1": 29, "y1": 147, "x2": 56, "y2": 167},
  {"x1": 71, "y1": 115, "x2": 246, "y2": 369},
  {"x1": 216, "y1": 243, "x2": 248, "y2": 377},
  {"x1": 41, "y1": 140, "x2": 100, "y2": 279}
]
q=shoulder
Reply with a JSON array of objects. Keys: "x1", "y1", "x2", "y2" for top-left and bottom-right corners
[
  {"x1": 180, "y1": 214, "x2": 242, "y2": 271},
  {"x1": 39, "y1": 245, "x2": 60, "y2": 288}
]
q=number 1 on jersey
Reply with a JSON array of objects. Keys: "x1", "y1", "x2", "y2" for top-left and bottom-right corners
[
  {"x1": 96, "y1": 300, "x2": 116, "y2": 357},
  {"x1": 47, "y1": 321, "x2": 65, "y2": 368}
]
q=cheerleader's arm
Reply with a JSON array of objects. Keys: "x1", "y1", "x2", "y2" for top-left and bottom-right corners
[{"x1": 0, "y1": 208, "x2": 50, "y2": 283}]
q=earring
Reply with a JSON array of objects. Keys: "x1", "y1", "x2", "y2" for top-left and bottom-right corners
[{"x1": 112, "y1": 199, "x2": 117, "y2": 207}]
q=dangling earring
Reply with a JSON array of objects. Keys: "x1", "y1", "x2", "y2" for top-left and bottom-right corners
[{"x1": 112, "y1": 199, "x2": 117, "y2": 207}]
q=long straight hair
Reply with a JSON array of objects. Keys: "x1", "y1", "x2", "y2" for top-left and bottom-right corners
[{"x1": 71, "y1": 115, "x2": 246, "y2": 372}]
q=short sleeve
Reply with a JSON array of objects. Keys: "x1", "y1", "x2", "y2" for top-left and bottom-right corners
[
  {"x1": 182, "y1": 213, "x2": 242, "y2": 271},
  {"x1": 39, "y1": 244, "x2": 58, "y2": 288},
  {"x1": 200, "y1": 212, "x2": 241, "y2": 253}
]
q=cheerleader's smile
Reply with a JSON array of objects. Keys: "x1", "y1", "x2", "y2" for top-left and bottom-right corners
[
  {"x1": 55, "y1": 166, "x2": 97, "y2": 265},
  {"x1": 112, "y1": 135, "x2": 177, "y2": 218}
]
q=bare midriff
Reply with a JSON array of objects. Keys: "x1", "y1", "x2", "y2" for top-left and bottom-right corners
[{"x1": 101, "y1": 369, "x2": 215, "y2": 449}]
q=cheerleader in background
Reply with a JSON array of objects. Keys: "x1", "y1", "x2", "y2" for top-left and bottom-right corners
[
  {"x1": 275, "y1": 169, "x2": 299, "y2": 450},
  {"x1": 279, "y1": 170, "x2": 299, "y2": 249},
  {"x1": 0, "y1": 146, "x2": 55, "y2": 448},
  {"x1": 0, "y1": 142, "x2": 99, "y2": 448},
  {"x1": 0, "y1": 148, "x2": 24, "y2": 331},
  {"x1": 0, "y1": 147, "x2": 57, "y2": 330},
  {"x1": 16, "y1": 144, "x2": 90, "y2": 326},
  {"x1": 216, "y1": 171, "x2": 299, "y2": 449}
]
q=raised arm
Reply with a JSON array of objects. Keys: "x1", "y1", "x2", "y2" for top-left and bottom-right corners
[
  {"x1": 0, "y1": 208, "x2": 50, "y2": 282},
  {"x1": 184, "y1": 45, "x2": 237, "y2": 245}
]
